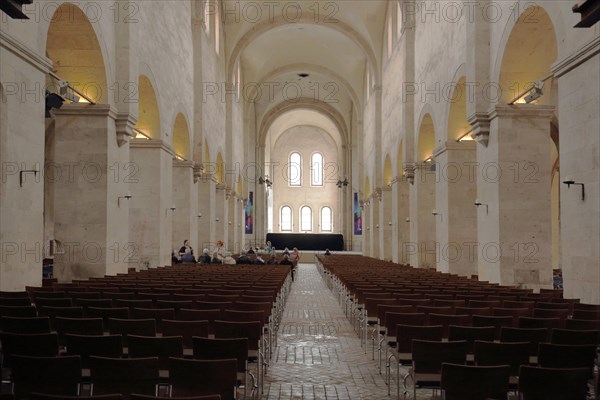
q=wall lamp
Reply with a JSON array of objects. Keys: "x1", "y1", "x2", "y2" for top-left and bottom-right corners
[
  {"x1": 563, "y1": 176, "x2": 585, "y2": 201},
  {"x1": 166, "y1": 205, "x2": 176, "y2": 216},
  {"x1": 197, "y1": 213, "x2": 202, "y2": 218},
  {"x1": 258, "y1": 176, "x2": 272, "y2": 188},
  {"x1": 432, "y1": 209, "x2": 438, "y2": 216},
  {"x1": 474, "y1": 199, "x2": 489, "y2": 214},
  {"x1": 336, "y1": 178, "x2": 349, "y2": 188},
  {"x1": 118, "y1": 192, "x2": 132, "y2": 207},
  {"x1": 19, "y1": 169, "x2": 39, "y2": 187}
]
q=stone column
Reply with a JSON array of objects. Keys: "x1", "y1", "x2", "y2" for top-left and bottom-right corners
[
  {"x1": 362, "y1": 201, "x2": 370, "y2": 255},
  {"x1": 411, "y1": 162, "x2": 437, "y2": 268},
  {"x1": 197, "y1": 177, "x2": 212, "y2": 251},
  {"x1": 226, "y1": 190, "x2": 236, "y2": 251},
  {"x1": 172, "y1": 160, "x2": 197, "y2": 259},
  {"x1": 129, "y1": 139, "x2": 174, "y2": 269},
  {"x1": 476, "y1": 105, "x2": 554, "y2": 290},
  {"x1": 370, "y1": 190, "x2": 381, "y2": 259},
  {"x1": 52, "y1": 104, "x2": 130, "y2": 280},
  {"x1": 434, "y1": 141, "x2": 478, "y2": 276},
  {"x1": 214, "y1": 183, "x2": 226, "y2": 249},
  {"x1": 395, "y1": 176, "x2": 411, "y2": 265},
  {"x1": 380, "y1": 187, "x2": 393, "y2": 260}
]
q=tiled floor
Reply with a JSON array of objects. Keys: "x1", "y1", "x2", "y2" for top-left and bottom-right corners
[{"x1": 261, "y1": 264, "x2": 436, "y2": 400}]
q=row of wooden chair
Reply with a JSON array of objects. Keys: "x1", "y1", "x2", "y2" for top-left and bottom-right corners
[
  {"x1": 7, "y1": 354, "x2": 236, "y2": 400},
  {"x1": 316, "y1": 255, "x2": 599, "y2": 400}
]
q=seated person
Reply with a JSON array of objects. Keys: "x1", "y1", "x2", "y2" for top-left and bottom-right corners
[
  {"x1": 211, "y1": 252, "x2": 223, "y2": 264},
  {"x1": 223, "y1": 252, "x2": 236, "y2": 265},
  {"x1": 279, "y1": 254, "x2": 295, "y2": 281},
  {"x1": 264, "y1": 241, "x2": 274, "y2": 255},
  {"x1": 282, "y1": 247, "x2": 290, "y2": 256},
  {"x1": 198, "y1": 248, "x2": 212, "y2": 264},
  {"x1": 266, "y1": 253, "x2": 278, "y2": 265},
  {"x1": 324, "y1": 248, "x2": 332, "y2": 256},
  {"x1": 254, "y1": 253, "x2": 265, "y2": 265},
  {"x1": 246, "y1": 246, "x2": 256, "y2": 255},
  {"x1": 179, "y1": 240, "x2": 196, "y2": 263},
  {"x1": 236, "y1": 251, "x2": 252, "y2": 264}
]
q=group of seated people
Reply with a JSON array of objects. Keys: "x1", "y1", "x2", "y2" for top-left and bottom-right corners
[{"x1": 172, "y1": 240, "x2": 301, "y2": 267}]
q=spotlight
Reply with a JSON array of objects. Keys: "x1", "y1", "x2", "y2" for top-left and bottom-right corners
[{"x1": 524, "y1": 82, "x2": 544, "y2": 103}]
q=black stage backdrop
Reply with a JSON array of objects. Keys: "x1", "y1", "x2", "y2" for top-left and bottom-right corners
[{"x1": 266, "y1": 233, "x2": 344, "y2": 251}]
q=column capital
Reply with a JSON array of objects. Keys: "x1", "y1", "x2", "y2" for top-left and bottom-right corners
[
  {"x1": 115, "y1": 112, "x2": 137, "y2": 147},
  {"x1": 130, "y1": 138, "x2": 176, "y2": 157},
  {"x1": 468, "y1": 111, "x2": 492, "y2": 147},
  {"x1": 490, "y1": 105, "x2": 556, "y2": 120},
  {"x1": 403, "y1": 163, "x2": 416, "y2": 185},
  {"x1": 433, "y1": 140, "x2": 476, "y2": 157}
]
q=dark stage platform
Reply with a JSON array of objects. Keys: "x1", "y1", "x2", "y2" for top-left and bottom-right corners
[{"x1": 266, "y1": 233, "x2": 344, "y2": 251}]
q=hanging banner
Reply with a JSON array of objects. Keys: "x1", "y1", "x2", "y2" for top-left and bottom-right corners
[
  {"x1": 245, "y1": 191, "x2": 254, "y2": 234},
  {"x1": 354, "y1": 192, "x2": 362, "y2": 235}
]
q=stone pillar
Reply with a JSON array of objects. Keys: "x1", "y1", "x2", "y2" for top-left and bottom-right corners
[
  {"x1": 52, "y1": 104, "x2": 130, "y2": 280},
  {"x1": 362, "y1": 201, "x2": 370, "y2": 255},
  {"x1": 411, "y1": 163, "x2": 437, "y2": 268},
  {"x1": 172, "y1": 160, "x2": 197, "y2": 259},
  {"x1": 197, "y1": 178, "x2": 212, "y2": 251},
  {"x1": 434, "y1": 141, "x2": 478, "y2": 276},
  {"x1": 370, "y1": 191, "x2": 381, "y2": 259},
  {"x1": 226, "y1": 190, "x2": 236, "y2": 251},
  {"x1": 476, "y1": 105, "x2": 554, "y2": 290},
  {"x1": 129, "y1": 139, "x2": 174, "y2": 269},
  {"x1": 214, "y1": 184, "x2": 226, "y2": 248},
  {"x1": 380, "y1": 187, "x2": 393, "y2": 260},
  {"x1": 395, "y1": 177, "x2": 411, "y2": 265}
]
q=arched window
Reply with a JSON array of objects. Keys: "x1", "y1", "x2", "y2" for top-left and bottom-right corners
[
  {"x1": 311, "y1": 153, "x2": 323, "y2": 186},
  {"x1": 289, "y1": 152, "x2": 302, "y2": 186},
  {"x1": 300, "y1": 206, "x2": 312, "y2": 232},
  {"x1": 280, "y1": 206, "x2": 292, "y2": 232},
  {"x1": 321, "y1": 207, "x2": 332, "y2": 232}
]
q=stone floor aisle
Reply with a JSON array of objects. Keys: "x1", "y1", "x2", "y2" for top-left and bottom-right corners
[{"x1": 260, "y1": 263, "x2": 393, "y2": 400}]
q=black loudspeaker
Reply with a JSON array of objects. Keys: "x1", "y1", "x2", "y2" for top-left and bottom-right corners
[{"x1": 45, "y1": 92, "x2": 64, "y2": 118}]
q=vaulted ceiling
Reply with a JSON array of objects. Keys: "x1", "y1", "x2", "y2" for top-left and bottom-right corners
[{"x1": 223, "y1": 0, "x2": 388, "y2": 143}]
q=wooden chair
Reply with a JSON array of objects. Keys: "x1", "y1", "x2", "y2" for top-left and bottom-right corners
[
  {"x1": 168, "y1": 358, "x2": 237, "y2": 399},
  {"x1": 107, "y1": 318, "x2": 156, "y2": 346},
  {"x1": 193, "y1": 337, "x2": 254, "y2": 399},
  {"x1": 55, "y1": 317, "x2": 104, "y2": 346},
  {"x1": 0, "y1": 316, "x2": 51, "y2": 333},
  {"x1": 30, "y1": 394, "x2": 121, "y2": 400},
  {"x1": 441, "y1": 363, "x2": 510, "y2": 400},
  {"x1": 410, "y1": 340, "x2": 468, "y2": 400},
  {"x1": 89, "y1": 356, "x2": 160, "y2": 397},
  {"x1": 518, "y1": 366, "x2": 590, "y2": 400},
  {"x1": 537, "y1": 343, "x2": 598, "y2": 372},
  {"x1": 0, "y1": 297, "x2": 31, "y2": 307},
  {"x1": 129, "y1": 395, "x2": 219, "y2": 400},
  {"x1": 161, "y1": 319, "x2": 209, "y2": 349},
  {"x1": 447, "y1": 325, "x2": 496, "y2": 355},
  {"x1": 473, "y1": 340, "x2": 530, "y2": 386},
  {"x1": 550, "y1": 328, "x2": 600, "y2": 345},
  {"x1": 64, "y1": 334, "x2": 123, "y2": 368},
  {"x1": 0, "y1": 332, "x2": 58, "y2": 367},
  {"x1": 127, "y1": 334, "x2": 183, "y2": 373},
  {"x1": 386, "y1": 325, "x2": 444, "y2": 396},
  {"x1": 10, "y1": 355, "x2": 81, "y2": 398}
]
